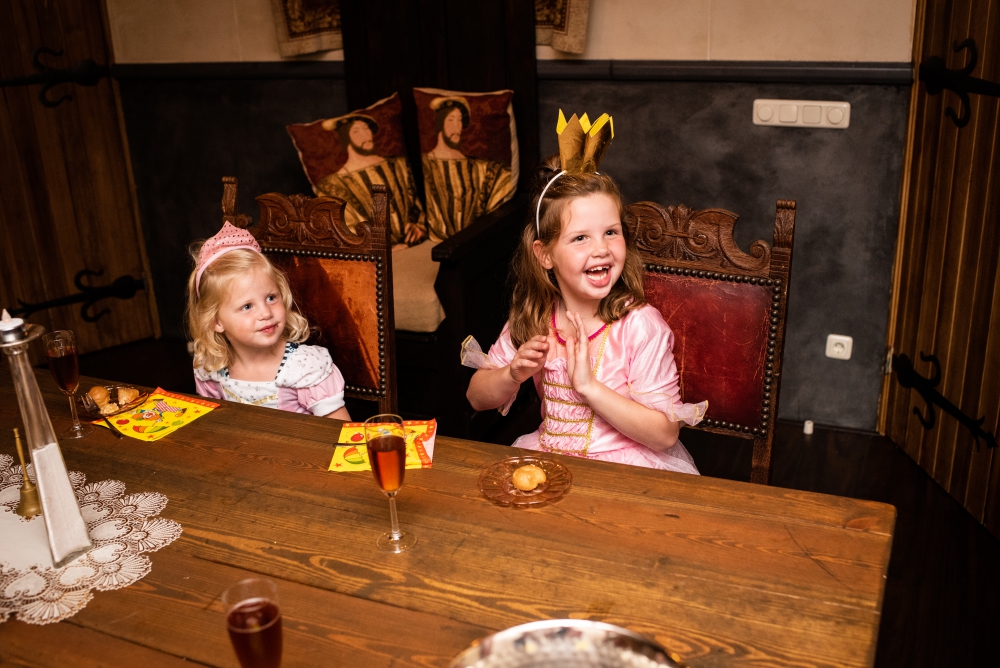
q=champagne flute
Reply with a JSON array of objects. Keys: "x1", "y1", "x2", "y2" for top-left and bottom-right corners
[
  {"x1": 364, "y1": 414, "x2": 417, "y2": 553},
  {"x1": 222, "y1": 578, "x2": 283, "y2": 668},
  {"x1": 42, "y1": 330, "x2": 92, "y2": 439}
]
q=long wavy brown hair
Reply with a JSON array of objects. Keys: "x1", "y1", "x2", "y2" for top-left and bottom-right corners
[{"x1": 507, "y1": 155, "x2": 646, "y2": 347}]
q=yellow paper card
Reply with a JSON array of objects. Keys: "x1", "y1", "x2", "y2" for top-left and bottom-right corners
[
  {"x1": 329, "y1": 419, "x2": 436, "y2": 472},
  {"x1": 92, "y1": 388, "x2": 218, "y2": 441}
]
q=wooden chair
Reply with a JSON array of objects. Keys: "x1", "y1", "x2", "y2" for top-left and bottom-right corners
[
  {"x1": 629, "y1": 200, "x2": 797, "y2": 485},
  {"x1": 222, "y1": 176, "x2": 398, "y2": 416}
]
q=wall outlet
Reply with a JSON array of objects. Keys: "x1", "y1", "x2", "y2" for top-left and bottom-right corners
[{"x1": 825, "y1": 334, "x2": 853, "y2": 360}]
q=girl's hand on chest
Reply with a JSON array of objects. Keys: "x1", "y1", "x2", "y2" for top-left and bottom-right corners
[{"x1": 564, "y1": 311, "x2": 599, "y2": 394}]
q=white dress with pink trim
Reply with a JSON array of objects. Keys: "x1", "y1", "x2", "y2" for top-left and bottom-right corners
[
  {"x1": 194, "y1": 343, "x2": 345, "y2": 417},
  {"x1": 486, "y1": 305, "x2": 706, "y2": 474}
]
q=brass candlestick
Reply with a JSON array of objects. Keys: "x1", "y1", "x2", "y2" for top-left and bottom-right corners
[{"x1": 13, "y1": 428, "x2": 41, "y2": 518}]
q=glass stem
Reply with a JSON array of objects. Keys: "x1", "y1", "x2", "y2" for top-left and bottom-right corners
[
  {"x1": 387, "y1": 492, "x2": 402, "y2": 539},
  {"x1": 67, "y1": 392, "x2": 81, "y2": 427}
]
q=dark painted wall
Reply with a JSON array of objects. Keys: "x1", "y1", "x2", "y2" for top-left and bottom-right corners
[
  {"x1": 538, "y1": 81, "x2": 908, "y2": 430},
  {"x1": 118, "y1": 70, "x2": 907, "y2": 431},
  {"x1": 118, "y1": 76, "x2": 347, "y2": 343}
]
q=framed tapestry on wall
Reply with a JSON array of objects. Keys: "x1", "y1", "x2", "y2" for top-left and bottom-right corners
[
  {"x1": 271, "y1": 0, "x2": 590, "y2": 57},
  {"x1": 270, "y1": 0, "x2": 343, "y2": 57}
]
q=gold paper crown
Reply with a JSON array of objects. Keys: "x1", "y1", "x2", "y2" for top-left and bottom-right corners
[{"x1": 556, "y1": 109, "x2": 614, "y2": 174}]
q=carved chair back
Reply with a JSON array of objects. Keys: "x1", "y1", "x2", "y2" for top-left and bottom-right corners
[
  {"x1": 628, "y1": 200, "x2": 796, "y2": 484},
  {"x1": 222, "y1": 177, "x2": 397, "y2": 415}
]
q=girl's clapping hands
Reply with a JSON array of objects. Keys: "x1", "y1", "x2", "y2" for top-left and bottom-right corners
[
  {"x1": 564, "y1": 311, "x2": 597, "y2": 395},
  {"x1": 509, "y1": 335, "x2": 549, "y2": 383}
]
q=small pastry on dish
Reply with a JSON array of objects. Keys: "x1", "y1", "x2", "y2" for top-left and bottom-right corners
[
  {"x1": 117, "y1": 387, "x2": 139, "y2": 405},
  {"x1": 512, "y1": 464, "x2": 547, "y2": 491},
  {"x1": 88, "y1": 385, "x2": 110, "y2": 409},
  {"x1": 100, "y1": 402, "x2": 119, "y2": 416}
]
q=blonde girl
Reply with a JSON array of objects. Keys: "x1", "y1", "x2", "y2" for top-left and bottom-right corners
[
  {"x1": 466, "y1": 155, "x2": 705, "y2": 472},
  {"x1": 187, "y1": 222, "x2": 350, "y2": 419}
]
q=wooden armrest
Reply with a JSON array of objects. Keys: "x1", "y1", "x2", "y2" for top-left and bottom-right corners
[{"x1": 431, "y1": 194, "x2": 530, "y2": 264}]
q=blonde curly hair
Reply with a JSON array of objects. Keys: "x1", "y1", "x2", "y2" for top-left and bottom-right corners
[{"x1": 186, "y1": 245, "x2": 310, "y2": 372}]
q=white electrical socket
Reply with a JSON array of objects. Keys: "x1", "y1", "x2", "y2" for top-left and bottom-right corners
[{"x1": 825, "y1": 334, "x2": 853, "y2": 360}]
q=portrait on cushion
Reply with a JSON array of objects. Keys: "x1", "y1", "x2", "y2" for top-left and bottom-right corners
[
  {"x1": 287, "y1": 93, "x2": 426, "y2": 245},
  {"x1": 414, "y1": 88, "x2": 518, "y2": 241}
]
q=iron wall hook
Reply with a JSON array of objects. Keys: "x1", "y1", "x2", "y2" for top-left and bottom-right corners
[
  {"x1": 919, "y1": 38, "x2": 999, "y2": 129},
  {"x1": 11, "y1": 268, "x2": 145, "y2": 323},
  {"x1": 0, "y1": 46, "x2": 109, "y2": 108},
  {"x1": 893, "y1": 352, "x2": 997, "y2": 450}
]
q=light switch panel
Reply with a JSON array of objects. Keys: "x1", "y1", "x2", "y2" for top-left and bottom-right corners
[{"x1": 754, "y1": 99, "x2": 851, "y2": 129}]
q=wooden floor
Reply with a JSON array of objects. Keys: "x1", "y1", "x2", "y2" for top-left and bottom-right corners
[{"x1": 74, "y1": 337, "x2": 1000, "y2": 668}]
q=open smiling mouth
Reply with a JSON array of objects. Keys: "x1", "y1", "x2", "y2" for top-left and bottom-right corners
[
  {"x1": 585, "y1": 266, "x2": 611, "y2": 285},
  {"x1": 259, "y1": 324, "x2": 278, "y2": 335}
]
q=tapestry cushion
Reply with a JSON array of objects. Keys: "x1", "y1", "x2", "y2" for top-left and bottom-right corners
[
  {"x1": 287, "y1": 93, "x2": 425, "y2": 245},
  {"x1": 413, "y1": 87, "x2": 518, "y2": 240},
  {"x1": 392, "y1": 240, "x2": 446, "y2": 333}
]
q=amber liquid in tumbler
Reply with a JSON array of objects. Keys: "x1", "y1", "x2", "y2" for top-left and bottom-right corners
[
  {"x1": 368, "y1": 434, "x2": 406, "y2": 493},
  {"x1": 47, "y1": 347, "x2": 79, "y2": 393},
  {"x1": 227, "y1": 598, "x2": 282, "y2": 668}
]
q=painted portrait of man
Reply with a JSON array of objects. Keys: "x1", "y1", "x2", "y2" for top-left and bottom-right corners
[
  {"x1": 316, "y1": 114, "x2": 426, "y2": 245},
  {"x1": 421, "y1": 96, "x2": 513, "y2": 240}
]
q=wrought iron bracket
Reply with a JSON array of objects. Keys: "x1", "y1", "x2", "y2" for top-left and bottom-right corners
[
  {"x1": 0, "y1": 47, "x2": 109, "y2": 108},
  {"x1": 919, "y1": 38, "x2": 1000, "y2": 128},
  {"x1": 893, "y1": 351, "x2": 997, "y2": 450},
  {"x1": 10, "y1": 269, "x2": 145, "y2": 323}
]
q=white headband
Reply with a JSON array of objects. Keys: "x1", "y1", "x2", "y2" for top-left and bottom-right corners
[{"x1": 535, "y1": 170, "x2": 566, "y2": 236}]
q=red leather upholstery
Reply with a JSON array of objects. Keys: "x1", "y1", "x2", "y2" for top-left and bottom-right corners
[
  {"x1": 271, "y1": 255, "x2": 381, "y2": 392},
  {"x1": 644, "y1": 274, "x2": 771, "y2": 430}
]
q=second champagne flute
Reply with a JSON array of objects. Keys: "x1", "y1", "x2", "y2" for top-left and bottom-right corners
[
  {"x1": 42, "y1": 330, "x2": 92, "y2": 439},
  {"x1": 364, "y1": 414, "x2": 416, "y2": 553}
]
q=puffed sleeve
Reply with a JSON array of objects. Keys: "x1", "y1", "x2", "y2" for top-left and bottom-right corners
[
  {"x1": 193, "y1": 368, "x2": 224, "y2": 401},
  {"x1": 486, "y1": 322, "x2": 519, "y2": 416},
  {"x1": 626, "y1": 308, "x2": 707, "y2": 426},
  {"x1": 297, "y1": 365, "x2": 346, "y2": 416},
  {"x1": 277, "y1": 345, "x2": 346, "y2": 416}
]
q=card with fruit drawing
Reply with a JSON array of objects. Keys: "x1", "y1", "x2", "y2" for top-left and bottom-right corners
[{"x1": 329, "y1": 419, "x2": 436, "y2": 472}]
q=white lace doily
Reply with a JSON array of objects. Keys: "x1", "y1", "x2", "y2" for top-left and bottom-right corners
[{"x1": 0, "y1": 453, "x2": 182, "y2": 625}]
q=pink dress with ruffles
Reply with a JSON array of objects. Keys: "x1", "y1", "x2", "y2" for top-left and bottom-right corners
[{"x1": 487, "y1": 305, "x2": 706, "y2": 474}]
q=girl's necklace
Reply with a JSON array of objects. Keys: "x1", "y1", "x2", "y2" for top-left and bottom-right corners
[{"x1": 551, "y1": 306, "x2": 607, "y2": 346}]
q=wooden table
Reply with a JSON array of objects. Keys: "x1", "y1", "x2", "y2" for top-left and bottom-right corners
[{"x1": 0, "y1": 372, "x2": 895, "y2": 668}]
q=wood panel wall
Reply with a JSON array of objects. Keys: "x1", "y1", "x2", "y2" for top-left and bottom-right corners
[
  {"x1": 0, "y1": 0, "x2": 158, "y2": 355},
  {"x1": 882, "y1": 0, "x2": 1000, "y2": 536}
]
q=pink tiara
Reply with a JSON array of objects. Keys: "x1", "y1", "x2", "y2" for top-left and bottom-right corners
[{"x1": 195, "y1": 222, "x2": 262, "y2": 297}]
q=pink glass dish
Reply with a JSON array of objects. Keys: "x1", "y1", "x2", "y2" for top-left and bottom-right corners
[{"x1": 478, "y1": 455, "x2": 572, "y2": 507}]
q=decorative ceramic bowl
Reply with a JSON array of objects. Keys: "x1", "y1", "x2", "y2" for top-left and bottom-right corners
[
  {"x1": 478, "y1": 455, "x2": 571, "y2": 507},
  {"x1": 449, "y1": 619, "x2": 687, "y2": 668}
]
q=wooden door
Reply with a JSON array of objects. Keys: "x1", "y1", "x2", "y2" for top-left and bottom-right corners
[
  {"x1": 882, "y1": 0, "x2": 1000, "y2": 535},
  {"x1": 0, "y1": 0, "x2": 158, "y2": 355}
]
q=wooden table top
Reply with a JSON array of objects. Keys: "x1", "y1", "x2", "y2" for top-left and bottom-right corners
[{"x1": 0, "y1": 372, "x2": 895, "y2": 668}]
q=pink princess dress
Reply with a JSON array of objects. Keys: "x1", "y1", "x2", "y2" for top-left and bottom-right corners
[
  {"x1": 475, "y1": 305, "x2": 707, "y2": 473},
  {"x1": 194, "y1": 343, "x2": 346, "y2": 416}
]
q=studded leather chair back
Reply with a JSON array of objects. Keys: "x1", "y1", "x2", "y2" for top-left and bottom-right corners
[
  {"x1": 628, "y1": 200, "x2": 796, "y2": 484},
  {"x1": 222, "y1": 177, "x2": 397, "y2": 415}
]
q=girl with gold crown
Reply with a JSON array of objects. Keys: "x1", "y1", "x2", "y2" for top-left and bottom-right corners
[{"x1": 464, "y1": 111, "x2": 707, "y2": 473}]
